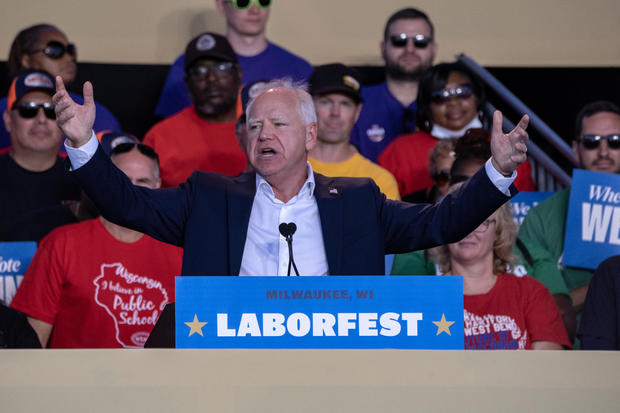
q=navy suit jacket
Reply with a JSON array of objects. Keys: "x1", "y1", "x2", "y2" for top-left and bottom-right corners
[{"x1": 73, "y1": 145, "x2": 514, "y2": 277}]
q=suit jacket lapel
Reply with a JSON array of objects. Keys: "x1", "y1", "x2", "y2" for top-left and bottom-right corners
[
  {"x1": 314, "y1": 173, "x2": 343, "y2": 275},
  {"x1": 228, "y1": 172, "x2": 256, "y2": 276}
]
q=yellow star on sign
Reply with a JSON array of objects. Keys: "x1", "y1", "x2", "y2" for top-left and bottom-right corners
[
  {"x1": 432, "y1": 313, "x2": 455, "y2": 336},
  {"x1": 185, "y1": 314, "x2": 207, "y2": 337}
]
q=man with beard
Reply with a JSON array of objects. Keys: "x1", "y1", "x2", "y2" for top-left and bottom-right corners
[
  {"x1": 350, "y1": 8, "x2": 437, "y2": 162},
  {"x1": 143, "y1": 32, "x2": 247, "y2": 187},
  {"x1": 519, "y1": 101, "x2": 620, "y2": 340}
]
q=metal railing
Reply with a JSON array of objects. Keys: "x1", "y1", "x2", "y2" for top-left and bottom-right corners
[{"x1": 457, "y1": 54, "x2": 576, "y2": 190}]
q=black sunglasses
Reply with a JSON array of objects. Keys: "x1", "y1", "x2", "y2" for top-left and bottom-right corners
[
  {"x1": 225, "y1": 0, "x2": 272, "y2": 10},
  {"x1": 15, "y1": 102, "x2": 56, "y2": 120},
  {"x1": 111, "y1": 142, "x2": 159, "y2": 161},
  {"x1": 30, "y1": 41, "x2": 77, "y2": 60},
  {"x1": 431, "y1": 86, "x2": 474, "y2": 104},
  {"x1": 389, "y1": 33, "x2": 432, "y2": 49},
  {"x1": 577, "y1": 134, "x2": 620, "y2": 150}
]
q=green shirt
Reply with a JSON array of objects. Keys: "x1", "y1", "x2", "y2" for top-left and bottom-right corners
[{"x1": 518, "y1": 188, "x2": 593, "y2": 292}]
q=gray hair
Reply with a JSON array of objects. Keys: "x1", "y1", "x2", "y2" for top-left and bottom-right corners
[{"x1": 245, "y1": 77, "x2": 317, "y2": 126}]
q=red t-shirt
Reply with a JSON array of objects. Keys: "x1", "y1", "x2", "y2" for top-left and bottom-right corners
[
  {"x1": 11, "y1": 218, "x2": 182, "y2": 348},
  {"x1": 463, "y1": 273, "x2": 571, "y2": 349},
  {"x1": 143, "y1": 106, "x2": 247, "y2": 187},
  {"x1": 378, "y1": 131, "x2": 536, "y2": 197}
]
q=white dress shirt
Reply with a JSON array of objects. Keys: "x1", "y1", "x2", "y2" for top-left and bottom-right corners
[{"x1": 239, "y1": 164, "x2": 329, "y2": 276}]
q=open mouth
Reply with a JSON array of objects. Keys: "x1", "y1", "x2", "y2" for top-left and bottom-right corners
[{"x1": 259, "y1": 147, "x2": 277, "y2": 157}]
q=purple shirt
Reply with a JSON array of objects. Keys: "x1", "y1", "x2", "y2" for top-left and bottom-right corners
[
  {"x1": 154, "y1": 42, "x2": 313, "y2": 118},
  {"x1": 349, "y1": 82, "x2": 417, "y2": 163}
]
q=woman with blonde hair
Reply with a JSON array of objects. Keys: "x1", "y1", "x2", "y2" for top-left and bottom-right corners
[{"x1": 430, "y1": 188, "x2": 570, "y2": 349}]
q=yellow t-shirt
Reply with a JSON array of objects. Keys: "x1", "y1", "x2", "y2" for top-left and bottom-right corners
[{"x1": 309, "y1": 153, "x2": 401, "y2": 200}]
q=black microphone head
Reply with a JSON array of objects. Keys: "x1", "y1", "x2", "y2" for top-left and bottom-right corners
[{"x1": 279, "y1": 222, "x2": 297, "y2": 238}]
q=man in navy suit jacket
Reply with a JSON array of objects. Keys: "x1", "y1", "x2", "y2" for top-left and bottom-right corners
[{"x1": 53, "y1": 77, "x2": 529, "y2": 345}]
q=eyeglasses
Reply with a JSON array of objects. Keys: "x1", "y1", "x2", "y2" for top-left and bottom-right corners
[
  {"x1": 15, "y1": 102, "x2": 56, "y2": 120},
  {"x1": 225, "y1": 0, "x2": 272, "y2": 10},
  {"x1": 576, "y1": 134, "x2": 620, "y2": 150},
  {"x1": 111, "y1": 142, "x2": 159, "y2": 162},
  {"x1": 188, "y1": 62, "x2": 235, "y2": 79},
  {"x1": 474, "y1": 218, "x2": 496, "y2": 233},
  {"x1": 432, "y1": 169, "x2": 451, "y2": 185},
  {"x1": 30, "y1": 41, "x2": 77, "y2": 60},
  {"x1": 431, "y1": 86, "x2": 474, "y2": 104},
  {"x1": 389, "y1": 33, "x2": 432, "y2": 49}
]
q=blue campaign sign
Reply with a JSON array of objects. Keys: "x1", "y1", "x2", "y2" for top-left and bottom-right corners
[
  {"x1": 564, "y1": 169, "x2": 620, "y2": 269},
  {"x1": 0, "y1": 242, "x2": 37, "y2": 305},
  {"x1": 176, "y1": 276, "x2": 464, "y2": 349},
  {"x1": 510, "y1": 191, "x2": 554, "y2": 227}
]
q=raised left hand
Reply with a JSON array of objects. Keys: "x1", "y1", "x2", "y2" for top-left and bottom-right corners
[{"x1": 490, "y1": 110, "x2": 529, "y2": 176}]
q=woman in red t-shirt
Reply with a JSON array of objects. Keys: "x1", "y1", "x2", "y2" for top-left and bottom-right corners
[{"x1": 429, "y1": 193, "x2": 571, "y2": 350}]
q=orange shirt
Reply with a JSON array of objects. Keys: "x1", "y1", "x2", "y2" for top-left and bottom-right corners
[{"x1": 144, "y1": 107, "x2": 247, "y2": 187}]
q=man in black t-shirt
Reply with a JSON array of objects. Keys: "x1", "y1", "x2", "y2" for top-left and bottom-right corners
[{"x1": 1, "y1": 70, "x2": 80, "y2": 241}]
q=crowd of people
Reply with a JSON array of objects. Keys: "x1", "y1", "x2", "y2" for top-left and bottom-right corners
[{"x1": 1, "y1": 3, "x2": 619, "y2": 351}]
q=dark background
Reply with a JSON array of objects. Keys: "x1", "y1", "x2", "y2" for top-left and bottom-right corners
[{"x1": 1, "y1": 61, "x2": 618, "y2": 170}]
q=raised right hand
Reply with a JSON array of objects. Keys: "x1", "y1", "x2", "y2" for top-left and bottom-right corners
[{"x1": 53, "y1": 76, "x2": 96, "y2": 148}]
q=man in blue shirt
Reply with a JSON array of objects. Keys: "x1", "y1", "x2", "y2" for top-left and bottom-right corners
[
  {"x1": 350, "y1": 8, "x2": 437, "y2": 162},
  {"x1": 154, "y1": 0, "x2": 313, "y2": 118}
]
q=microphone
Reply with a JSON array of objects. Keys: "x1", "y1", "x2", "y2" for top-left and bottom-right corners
[{"x1": 279, "y1": 222, "x2": 299, "y2": 276}]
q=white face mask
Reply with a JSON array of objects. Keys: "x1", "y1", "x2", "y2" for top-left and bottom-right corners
[{"x1": 430, "y1": 117, "x2": 483, "y2": 139}]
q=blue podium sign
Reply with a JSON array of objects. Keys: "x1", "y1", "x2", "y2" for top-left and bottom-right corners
[
  {"x1": 510, "y1": 191, "x2": 554, "y2": 227},
  {"x1": 0, "y1": 242, "x2": 36, "y2": 305},
  {"x1": 564, "y1": 169, "x2": 620, "y2": 269},
  {"x1": 175, "y1": 276, "x2": 464, "y2": 349}
]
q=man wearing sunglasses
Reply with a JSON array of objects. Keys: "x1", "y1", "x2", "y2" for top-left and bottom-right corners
[
  {"x1": 154, "y1": 0, "x2": 313, "y2": 119},
  {"x1": 519, "y1": 101, "x2": 620, "y2": 339},
  {"x1": 0, "y1": 70, "x2": 81, "y2": 242},
  {"x1": 11, "y1": 135, "x2": 183, "y2": 348},
  {"x1": 1, "y1": 24, "x2": 121, "y2": 152},
  {"x1": 143, "y1": 32, "x2": 248, "y2": 187},
  {"x1": 350, "y1": 8, "x2": 437, "y2": 163}
]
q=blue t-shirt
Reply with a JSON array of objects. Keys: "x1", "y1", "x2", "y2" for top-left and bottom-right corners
[
  {"x1": 349, "y1": 82, "x2": 417, "y2": 163},
  {"x1": 154, "y1": 42, "x2": 313, "y2": 118},
  {"x1": 0, "y1": 92, "x2": 121, "y2": 150}
]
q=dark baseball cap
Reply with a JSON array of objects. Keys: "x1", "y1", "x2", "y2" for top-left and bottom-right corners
[
  {"x1": 7, "y1": 69, "x2": 56, "y2": 109},
  {"x1": 308, "y1": 64, "x2": 363, "y2": 103},
  {"x1": 96, "y1": 130, "x2": 139, "y2": 156},
  {"x1": 238, "y1": 79, "x2": 269, "y2": 124},
  {"x1": 185, "y1": 32, "x2": 237, "y2": 71}
]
